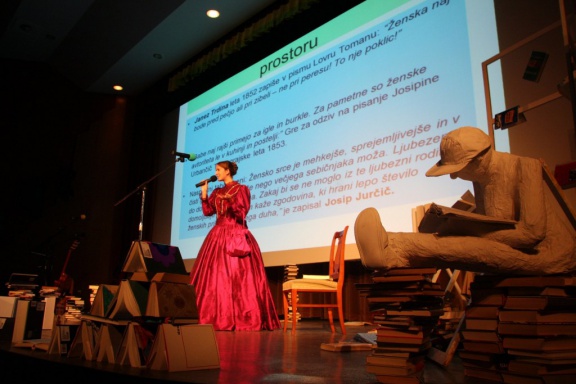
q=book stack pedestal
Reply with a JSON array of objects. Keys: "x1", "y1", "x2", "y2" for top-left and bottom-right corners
[
  {"x1": 460, "y1": 274, "x2": 576, "y2": 383},
  {"x1": 356, "y1": 267, "x2": 446, "y2": 384},
  {"x1": 284, "y1": 264, "x2": 301, "y2": 323}
]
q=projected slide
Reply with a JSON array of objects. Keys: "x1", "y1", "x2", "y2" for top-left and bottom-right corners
[{"x1": 172, "y1": 0, "x2": 503, "y2": 265}]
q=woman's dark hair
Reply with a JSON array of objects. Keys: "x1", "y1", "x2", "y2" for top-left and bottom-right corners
[{"x1": 217, "y1": 160, "x2": 238, "y2": 176}]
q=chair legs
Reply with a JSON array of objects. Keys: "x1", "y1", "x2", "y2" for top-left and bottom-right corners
[
  {"x1": 328, "y1": 299, "x2": 347, "y2": 335},
  {"x1": 282, "y1": 291, "x2": 290, "y2": 333},
  {"x1": 337, "y1": 308, "x2": 346, "y2": 334},
  {"x1": 282, "y1": 289, "x2": 299, "y2": 334},
  {"x1": 282, "y1": 290, "x2": 346, "y2": 335},
  {"x1": 291, "y1": 289, "x2": 298, "y2": 334},
  {"x1": 327, "y1": 309, "x2": 335, "y2": 333},
  {"x1": 337, "y1": 292, "x2": 346, "y2": 335}
]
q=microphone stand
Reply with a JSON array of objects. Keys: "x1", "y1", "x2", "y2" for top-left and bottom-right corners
[{"x1": 114, "y1": 156, "x2": 188, "y2": 241}]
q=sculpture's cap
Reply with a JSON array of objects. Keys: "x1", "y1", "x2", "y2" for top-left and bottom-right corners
[{"x1": 426, "y1": 127, "x2": 491, "y2": 177}]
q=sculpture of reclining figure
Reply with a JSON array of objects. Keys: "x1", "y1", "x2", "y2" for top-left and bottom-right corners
[{"x1": 354, "y1": 126, "x2": 576, "y2": 275}]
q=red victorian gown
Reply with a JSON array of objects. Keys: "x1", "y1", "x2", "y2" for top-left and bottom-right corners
[{"x1": 189, "y1": 181, "x2": 281, "y2": 331}]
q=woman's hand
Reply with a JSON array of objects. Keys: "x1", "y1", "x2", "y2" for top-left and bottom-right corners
[{"x1": 201, "y1": 182, "x2": 208, "y2": 199}]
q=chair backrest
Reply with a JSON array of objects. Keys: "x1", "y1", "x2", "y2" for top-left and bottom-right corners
[{"x1": 328, "y1": 226, "x2": 349, "y2": 288}]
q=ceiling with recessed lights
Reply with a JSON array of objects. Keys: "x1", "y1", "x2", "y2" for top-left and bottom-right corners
[{"x1": 0, "y1": 0, "x2": 277, "y2": 95}]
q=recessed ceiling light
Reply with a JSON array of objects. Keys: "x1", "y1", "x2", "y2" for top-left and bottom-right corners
[
  {"x1": 207, "y1": 9, "x2": 220, "y2": 18},
  {"x1": 113, "y1": 85, "x2": 123, "y2": 91}
]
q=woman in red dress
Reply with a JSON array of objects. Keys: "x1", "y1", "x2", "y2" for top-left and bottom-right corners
[{"x1": 190, "y1": 160, "x2": 280, "y2": 331}]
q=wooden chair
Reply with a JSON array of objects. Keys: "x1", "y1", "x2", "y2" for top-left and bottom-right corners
[{"x1": 282, "y1": 226, "x2": 349, "y2": 334}]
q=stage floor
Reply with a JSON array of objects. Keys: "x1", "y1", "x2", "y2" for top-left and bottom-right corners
[{"x1": 1, "y1": 320, "x2": 484, "y2": 383}]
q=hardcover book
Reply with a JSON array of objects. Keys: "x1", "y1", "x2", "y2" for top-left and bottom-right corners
[
  {"x1": 461, "y1": 340, "x2": 505, "y2": 354},
  {"x1": 503, "y1": 295, "x2": 576, "y2": 310},
  {"x1": 497, "y1": 322, "x2": 576, "y2": 337},
  {"x1": 122, "y1": 241, "x2": 187, "y2": 275},
  {"x1": 498, "y1": 309, "x2": 576, "y2": 324},
  {"x1": 500, "y1": 371, "x2": 575, "y2": 384},
  {"x1": 491, "y1": 275, "x2": 574, "y2": 288},
  {"x1": 460, "y1": 329, "x2": 501, "y2": 343},
  {"x1": 145, "y1": 281, "x2": 199, "y2": 319},
  {"x1": 464, "y1": 318, "x2": 498, "y2": 331},
  {"x1": 86, "y1": 322, "x2": 103, "y2": 360},
  {"x1": 366, "y1": 353, "x2": 425, "y2": 367},
  {"x1": 378, "y1": 267, "x2": 439, "y2": 276},
  {"x1": 147, "y1": 323, "x2": 220, "y2": 372},
  {"x1": 371, "y1": 275, "x2": 429, "y2": 283},
  {"x1": 377, "y1": 327, "x2": 430, "y2": 339},
  {"x1": 501, "y1": 336, "x2": 576, "y2": 352},
  {"x1": 465, "y1": 305, "x2": 500, "y2": 319},
  {"x1": 89, "y1": 284, "x2": 118, "y2": 317},
  {"x1": 75, "y1": 320, "x2": 102, "y2": 361},
  {"x1": 366, "y1": 296, "x2": 413, "y2": 304},
  {"x1": 47, "y1": 324, "x2": 78, "y2": 355},
  {"x1": 375, "y1": 340, "x2": 432, "y2": 353},
  {"x1": 417, "y1": 202, "x2": 516, "y2": 236},
  {"x1": 369, "y1": 349, "x2": 412, "y2": 358},
  {"x1": 107, "y1": 280, "x2": 149, "y2": 320},
  {"x1": 320, "y1": 341, "x2": 373, "y2": 351},
  {"x1": 67, "y1": 321, "x2": 87, "y2": 358},
  {"x1": 116, "y1": 322, "x2": 157, "y2": 368},
  {"x1": 470, "y1": 274, "x2": 575, "y2": 288},
  {"x1": 365, "y1": 359, "x2": 425, "y2": 376},
  {"x1": 507, "y1": 359, "x2": 576, "y2": 375},
  {"x1": 95, "y1": 323, "x2": 125, "y2": 364},
  {"x1": 80, "y1": 314, "x2": 130, "y2": 326},
  {"x1": 469, "y1": 288, "x2": 507, "y2": 307},
  {"x1": 130, "y1": 271, "x2": 191, "y2": 284},
  {"x1": 372, "y1": 316, "x2": 416, "y2": 327},
  {"x1": 463, "y1": 366, "x2": 502, "y2": 382},
  {"x1": 506, "y1": 348, "x2": 576, "y2": 362},
  {"x1": 506, "y1": 286, "x2": 572, "y2": 297},
  {"x1": 373, "y1": 373, "x2": 423, "y2": 384},
  {"x1": 384, "y1": 307, "x2": 444, "y2": 317},
  {"x1": 458, "y1": 350, "x2": 500, "y2": 363}
]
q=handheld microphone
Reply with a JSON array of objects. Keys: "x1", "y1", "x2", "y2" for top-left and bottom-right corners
[
  {"x1": 172, "y1": 150, "x2": 197, "y2": 161},
  {"x1": 195, "y1": 175, "x2": 217, "y2": 188}
]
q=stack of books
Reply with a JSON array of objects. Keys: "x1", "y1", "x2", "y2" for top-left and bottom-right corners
[
  {"x1": 62, "y1": 296, "x2": 84, "y2": 324},
  {"x1": 459, "y1": 274, "x2": 509, "y2": 382},
  {"x1": 88, "y1": 284, "x2": 100, "y2": 308},
  {"x1": 426, "y1": 304, "x2": 465, "y2": 367},
  {"x1": 357, "y1": 267, "x2": 444, "y2": 384},
  {"x1": 284, "y1": 264, "x2": 301, "y2": 322},
  {"x1": 284, "y1": 264, "x2": 299, "y2": 281},
  {"x1": 496, "y1": 275, "x2": 576, "y2": 384},
  {"x1": 434, "y1": 305, "x2": 464, "y2": 345},
  {"x1": 461, "y1": 274, "x2": 576, "y2": 383}
]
